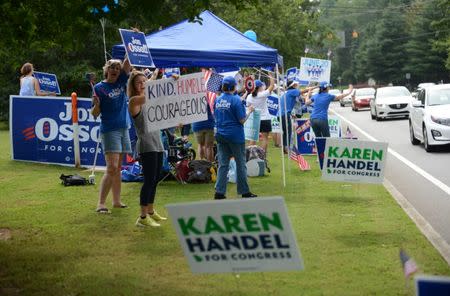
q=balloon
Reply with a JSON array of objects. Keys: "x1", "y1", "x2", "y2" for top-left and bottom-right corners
[{"x1": 244, "y1": 30, "x2": 257, "y2": 42}]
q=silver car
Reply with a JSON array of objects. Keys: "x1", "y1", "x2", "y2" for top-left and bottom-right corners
[{"x1": 370, "y1": 86, "x2": 413, "y2": 121}]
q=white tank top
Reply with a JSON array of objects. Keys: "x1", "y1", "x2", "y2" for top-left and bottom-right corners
[{"x1": 19, "y1": 76, "x2": 36, "y2": 96}]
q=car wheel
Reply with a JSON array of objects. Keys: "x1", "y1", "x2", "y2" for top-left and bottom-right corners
[
  {"x1": 409, "y1": 120, "x2": 420, "y2": 145},
  {"x1": 340, "y1": 102, "x2": 344, "y2": 107},
  {"x1": 370, "y1": 111, "x2": 375, "y2": 120},
  {"x1": 423, "y1": 125, "x2": 434, "y2": 152},
  {"x1": 375, "y1": 108, "x2": 381, "y2": 121}
]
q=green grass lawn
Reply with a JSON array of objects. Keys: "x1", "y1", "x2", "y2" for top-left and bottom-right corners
[{"x1": 0, "y1": 129, "x2": 449, "y2": 295}]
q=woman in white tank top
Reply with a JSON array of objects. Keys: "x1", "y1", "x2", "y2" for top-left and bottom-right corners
[{"x1": 19, "y1": 63, "x2": 56, "y2": 96}]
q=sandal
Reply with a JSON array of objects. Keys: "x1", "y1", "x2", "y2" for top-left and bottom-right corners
[
  {"x1": 113, "y1": 204, "x2": 128, "y2": 209},
  {"x1": 95, "y1": 208, "x2": 110, "y2": 214}
]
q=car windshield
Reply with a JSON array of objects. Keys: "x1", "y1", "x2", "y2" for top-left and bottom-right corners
[
  {"x1": 356, "y1": 88, "x2": 375, "y2": 96},
  {"x1": 377, "y1": 87, "x2": 410, "y2": 98},
  {"x1": 428, "y1": 88, "x2": 450, "y2": 106}
]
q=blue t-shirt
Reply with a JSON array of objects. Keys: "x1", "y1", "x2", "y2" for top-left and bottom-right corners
[
  {"x1": 192, "y1": 104, "x2": 215, "y2": 132},
  {"x1": 279, "y1": 88, "x2": 300, "y2": 116},
  {"x1": 214, "y1": 93, "x2": 246, "y2": 144},
  {"x1": 94, "y1": 72, "x2": 130, "y2": 133},
  {"x1": 310, "y1": 92, "x2": 336, "y2": 120}
]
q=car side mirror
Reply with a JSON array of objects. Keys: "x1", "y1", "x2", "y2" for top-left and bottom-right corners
[{"x1": 412, "y1": 100, "x2": 424, "y2": 108}]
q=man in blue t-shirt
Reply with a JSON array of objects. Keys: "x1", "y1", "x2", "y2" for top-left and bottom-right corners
[
  {"x1": 306, "y1": 82, "x2": 353, "y2": 137},
  {"x1": 279, "y1": 80, "x2": 317, "y2": 152},
  {"x1": 213, "y1": 76, "x2": 257, "y2": 200}
]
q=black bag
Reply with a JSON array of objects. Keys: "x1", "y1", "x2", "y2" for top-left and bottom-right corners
[
  {"x1": 60, "y1": 174, "x2": 88, "y2": 186},
  {"x1": 187, "y1": 160, "x2": 213, "y2": 183},
  {"x1": 245, "y1": 145, "x2": 271, "y2": 173}
]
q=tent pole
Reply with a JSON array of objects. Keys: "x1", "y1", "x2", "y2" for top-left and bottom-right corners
[{"x1": 276, "y1": 64, "x2": 286, "y2": 187}]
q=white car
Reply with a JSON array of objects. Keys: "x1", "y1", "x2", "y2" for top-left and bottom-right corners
[
  {"x1": 339, "y1": 88, "x2": 353, "y2": 107},
  {"x1": 409, "y1": 84, "x2": 450, "y2": 152},
  {"x1": 370, "y1": 86, "x2": 413, "y2": 121}
]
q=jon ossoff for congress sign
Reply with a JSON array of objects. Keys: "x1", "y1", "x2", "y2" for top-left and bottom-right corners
[
  {"x1": 166, "y1": 197, "x2": 303, "y2": 274},
  {"x1": 315, "y1": 137, "x2": 388, "y2": 184}
]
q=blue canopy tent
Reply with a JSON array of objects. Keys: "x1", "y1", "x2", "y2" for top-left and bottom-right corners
[{"x1": 112, "y1": 10, "x2": 282, "y2": 68}]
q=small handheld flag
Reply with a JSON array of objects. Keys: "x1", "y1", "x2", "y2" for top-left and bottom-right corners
[{"x1": 400, "y1": 249, "x2": 418, "y2": 279}]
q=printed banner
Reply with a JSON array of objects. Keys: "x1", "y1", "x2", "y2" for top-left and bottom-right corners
[
  {"x1": 143, "y1": 72, "x2": 208, "y2": 131},
  {"x1": 295, "y1": 117, "x2": 341, "y2": 154},
  {"x1": 415, "y1": 275, "x2": 450, "y2": 296},
  {"x1": 10, "y1": 95, "x2": 105, "y2": 167},
  {"x1": 119, "y1": 29, "x2": 155, "y2": 68},
  {"x1": 166, "y1": 197, "x2": 303, "y2": 274},
  {"x1": 299, "y1": 57, "x2": 331, "y2": 85},
  {"x1": 244, "y1": 109, "x2": 261, "y2": 141},
  {"x1": 33, "y1": 72, "x2": 61, "y2": 95},
  {"x1": 271, "y1": 117, "x2": 281, "y2": 134},
  {"x1": 315, "y1": 138, "x2": 388, "y2": 184}
]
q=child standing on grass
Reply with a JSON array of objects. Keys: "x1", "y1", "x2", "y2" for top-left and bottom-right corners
[{"x1": 128, "y1": 70, "x2": 167, "y2": 227}]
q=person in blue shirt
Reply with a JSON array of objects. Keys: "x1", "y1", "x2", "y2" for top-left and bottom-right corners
[
  {"x1": 305, "y1": 82, "x2": 353, "y2": 137},
  {"x1": 279, "y1": 80, "x2": 317, "y2": 153},
  {"x1": 214, "y1": 76, "x2": 257, "y2": 200},
  {"x1": 91, "y1": 58, "x2": 132, "y2": 213},
  {"x1": 192, "y1": 104, "x2": 215, "y2": 162}
]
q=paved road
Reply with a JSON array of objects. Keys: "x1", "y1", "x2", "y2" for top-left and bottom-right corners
[{"x1": 329, "y1": 102, "x2": 450, "y2": 246}]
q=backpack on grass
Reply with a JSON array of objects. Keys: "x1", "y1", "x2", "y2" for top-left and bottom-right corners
[
  {"x1": 187, "y1": 160, "x2": 213, "y2": 183},
  {"x1": 60, "y1": 174, "x2": 88, "y2": 186},
  {"x1": 245, "y1": 145, "x2": 270, "y2": 173}
]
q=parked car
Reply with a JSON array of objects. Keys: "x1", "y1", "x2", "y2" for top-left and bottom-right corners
[
  {"x1": 351, "y1": 87, "x2": 375, "y2": 111},
  {"x1": 409, "y1": 84, "x2": 450, "y2": 152},
  {"x1": 340, "y1": 88, "x2": 353, "y2": 107},
  {"x1": 370, "y1": 86, "x2": 413, "y2": 121},
  {"x1": 417, "y1": 82, "x2": 436, "y2": 89}
]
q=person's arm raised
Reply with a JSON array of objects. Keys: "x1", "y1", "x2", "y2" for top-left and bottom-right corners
[
  {"x1": 334, "y1": 85, "x2": 354, "y2": 101},
  {"x1": 128, "y1": 95, "x2": 146, "y2": 117}
]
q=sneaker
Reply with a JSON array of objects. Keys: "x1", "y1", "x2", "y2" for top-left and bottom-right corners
[
  {"x1": 149, "y1": 210, "x2": 167, "y2": 222},
  {"x1": 136, "y1": 216, "x2": 160, "y2": 227},
  {"x1": 242, "y1": 192, "x2": 257, "y2": 198},
  {"x1": 214, "y1": 192, "x2": 226, "y2": 200}
]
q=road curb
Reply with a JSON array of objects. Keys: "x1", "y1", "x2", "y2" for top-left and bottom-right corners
[{"x1": 384, "y1": 178, "x2": 450, "y2": 265}]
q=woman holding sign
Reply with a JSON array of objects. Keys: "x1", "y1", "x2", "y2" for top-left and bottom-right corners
[
  {"x1": 246, "y1": 73, "x2": 275, "y2": 152},
  {"x1": 127, "y1": 70, "x2": 167, "y2": 227},
  {"x1": 19, "y1": 63, "x2": 56, "y2": 96},
  {"x1": 214, "y1": 76, "x2": 257, "y2": 200},
  {"x1": 91, "y1": 58, "x2": 131, "y2": 213},
  {"x1": 305, "y1": 82, "x2": 353, "y2": 137}
]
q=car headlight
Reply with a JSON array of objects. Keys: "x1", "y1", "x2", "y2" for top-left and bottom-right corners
[
  {"x1": 431, "y1": 115, "x2": 450, "y2": 126},
  {"x1": 376, "y1": 104, "x2": 386, "y2": 108}
]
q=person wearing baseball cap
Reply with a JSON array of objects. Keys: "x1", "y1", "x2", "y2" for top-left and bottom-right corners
[
  {"x1": 246, "y1": 73, "x2": 275, "y2": 152},
  {"x1": 213, "y1": 76, "x2": 257, "y2": 200},
  {"x1": 305, "y1": 82, "x2": 353, "y2": 137},
  {"x1": 279, "y1": 79, "x2": 317, "y2": 153}
]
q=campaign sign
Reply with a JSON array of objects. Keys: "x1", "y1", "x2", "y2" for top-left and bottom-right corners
[
  {"x1": 33, "y1": 72, "x2": 61, "y2": 95},
  {"x1": 144, "y1": 72, "x2": 208, "y2": 131},
  {"x1": 286, "y1": 67, "x2": 298, "y2": 81},
  {"x1": 271, "y1": 117, "x2": 281, "y2": 134},
  {"x1": 244, "y1": 109, "x2": 261, "y2": 142},
  {"x1": 10, "y1": 95, "x2": 105, "y2": 167},
  {"x1": 267, "y1": 95, "x2": 279, "y2": 117},
  {"x1": 166, "y1": 197, "x2": 303, "y2": 274},
  {"x1": 315, "y1": 138, "x2": 388, "y2": 184},
  {"x1": 119, "y1": 29, "x2": 155, "y2": 68},
  {"x1": 415, "y1": 275, "x2": 450, "y2": 296},
  {"x1": 163, "y1": 68, "x2": 180, "y2": 78},
  {"x1": 296, "y1": 117, "x2": 341, "y2": 154},
  {"x1": 299, "y1": 57, "x2": 331, "y2": 85}
]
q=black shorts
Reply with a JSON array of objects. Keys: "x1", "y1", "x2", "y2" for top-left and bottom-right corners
[{"x1": 260, "y1": 119, "x2": 272, "y2": 133}]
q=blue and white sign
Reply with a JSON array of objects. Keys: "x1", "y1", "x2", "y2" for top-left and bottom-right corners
[
  {"x1": 163, "y1": 68, "x2": 180, "y2": 78},
  {"x1": 295, "y1": 116, "x2": 341, "y2": 154},
  {"x1": 119, "y1": 29, "x2": 155, "y2": 68},
  {"x1": 416, "y1": 275, "x2": 450, "y2": 296},
  {"x1": 286, "y1": 67, "x2": 298, "y2": 81},
  {"x1": 299, "y1": 58, "x2": 331, "y2": 85},
  {"x1": 10, "y1": 95, "x2": 105, "y2": 167},
  {"x1": 244, "y1": 110, "x2": 261, "y2": 142},
  {"x1": 33, "y1": 72, "x2": 61, "y2": 95},
  {"x1": 267, "y1": 95, "x2": 279, "y2": 117}
]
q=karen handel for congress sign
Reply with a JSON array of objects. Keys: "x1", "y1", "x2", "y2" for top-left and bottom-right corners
[
  {"x1": 316, "y1": 138, "x2": 388, "y2": 184},
  {"x1": 166, "y1": 197, "x2": 303, "y2": 274}
]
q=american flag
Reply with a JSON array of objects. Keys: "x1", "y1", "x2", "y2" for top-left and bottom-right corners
[
  {"x1": 203, "y1": 70, "x2": 223, "y2": 113},
  {"x1": 289, "y1": 147, "x2": 311, "y2": 171},
  {"x1": 400, "y1": 249, "x2": 418, "y2": 279}
]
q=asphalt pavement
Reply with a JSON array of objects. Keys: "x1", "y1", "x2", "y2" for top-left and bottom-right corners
[{"x1": 329, "y1": 102, "x2": 450, "y2": 252}]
